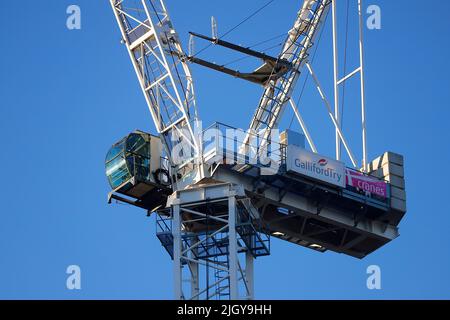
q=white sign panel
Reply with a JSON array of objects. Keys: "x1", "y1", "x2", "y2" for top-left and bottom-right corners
[{"x1": 286, "y1": 145, "x2": 346, "y2": 188}]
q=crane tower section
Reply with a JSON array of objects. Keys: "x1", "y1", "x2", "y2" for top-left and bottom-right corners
[{"x1": 110, "y1": 0, "x2": 201, "y2": 185}]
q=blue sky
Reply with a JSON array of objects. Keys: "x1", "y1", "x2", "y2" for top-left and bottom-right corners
[{"x1": 0, "y1": 0, "x2": 449, "y2": 299}]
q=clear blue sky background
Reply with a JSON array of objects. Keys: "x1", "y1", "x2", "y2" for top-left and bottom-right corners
[{"x1": 0, "y1": 0, "x2": 449, "y2": 299}]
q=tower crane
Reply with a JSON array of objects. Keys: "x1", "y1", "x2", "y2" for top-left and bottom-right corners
[{"x1": 105, "y1": 0, "x2": 407, "y2": 300}]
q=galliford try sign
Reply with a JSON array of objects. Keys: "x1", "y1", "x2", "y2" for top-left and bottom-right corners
[{"x1": 286, "y1": 145, "x2": 346, "y2": 188}]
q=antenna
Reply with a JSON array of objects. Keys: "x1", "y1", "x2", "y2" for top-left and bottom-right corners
[
  {"x1": 211, "y1": 16, "x2": 218, "y2": 39},
  {"x1": 189, "y1": 33, "x2": 195, "y2": 56}
]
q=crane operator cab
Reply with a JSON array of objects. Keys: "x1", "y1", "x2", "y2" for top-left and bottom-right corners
[{"x1": 105, "y1": 130, "x2": 172, "y2": 212}]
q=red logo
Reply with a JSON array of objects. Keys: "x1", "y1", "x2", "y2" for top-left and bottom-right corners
[{"x1": 318, "y1": 159, "x2": 328, "y2": 166}]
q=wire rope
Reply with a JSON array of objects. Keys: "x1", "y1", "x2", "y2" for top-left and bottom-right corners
[{"x1": 192, "y1": 0, "x2": 275, "y2": 58}]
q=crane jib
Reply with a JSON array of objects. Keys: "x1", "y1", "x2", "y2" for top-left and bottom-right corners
[
  {"x1": 109, "y1": 0, "x2": 203, "y2": 187},
  {"x1": 246, "y1": 0, "x2": 331, "y2": 147}
]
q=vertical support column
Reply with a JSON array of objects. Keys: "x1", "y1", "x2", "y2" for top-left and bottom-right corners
[
  {"x1": 358, "y1": 0, "x2": 368, "y2": 172},
  {"x1": 189, "y1": 238, "x2": 199, "y2": 299},
  {"x1": 332, "y1": 0, "x2": 341, "y2": 160},
  {"x1": 245, "y1": 251, "x2": 254, "y2": 300},
  {"x1": 289, "y1": 99, "x2": 318, "y2": 153},
  {"x1": 228, "y1": 196, "x2": 238, "y2": 300},
  {"x1": 172, "y1": 202, "x2": 183, "y2": 300}
]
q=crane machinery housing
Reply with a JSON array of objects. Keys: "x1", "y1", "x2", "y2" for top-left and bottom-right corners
[{"x1": 105, "y1": 0, "x2": 407, "y2": 300}]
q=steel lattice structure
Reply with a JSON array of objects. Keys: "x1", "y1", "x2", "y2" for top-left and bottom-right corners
[
  {"x1": 110, "y1": 0, "x2": 202, "y2": 185},
  {"x1": 245, "y1": 0, "x2": 330, "y2": 150}
]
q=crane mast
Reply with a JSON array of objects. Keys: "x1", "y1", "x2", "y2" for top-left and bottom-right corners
[
  {"x1": 110, "y1": 0, "x2": 202, "y2": 188},
  {"x1": 245, "y1": 0, "x2": 330, "y2": 148}
]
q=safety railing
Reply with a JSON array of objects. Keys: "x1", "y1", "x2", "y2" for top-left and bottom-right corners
[
  {"x1": 202, "y1": 122, "x2": 286, "y2": 172},
  {"x1": 201, "y1": 122, "x2": 390, "y2": 207}
]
